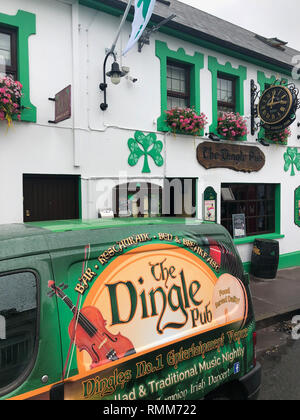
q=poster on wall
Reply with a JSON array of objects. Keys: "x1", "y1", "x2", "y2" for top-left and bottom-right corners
[
  {"x1": 232, "y1": 214, "x2": 246, "y2": 239},
  {"x1": 203, "y1": 187, "x2": 217, "y2": 222}
]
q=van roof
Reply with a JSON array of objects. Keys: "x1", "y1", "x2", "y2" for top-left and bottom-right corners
[
  {"x1": 0, "y1": 218, "x2": 212, "y2": 239},
  {"x1": 26, "y1": 217, "x2": 215, "y2": 232},
  {"x1": 0, "y1": 218, "x2": 231, "y2": 262}
]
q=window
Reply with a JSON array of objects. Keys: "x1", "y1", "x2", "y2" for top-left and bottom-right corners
[
  {"x1": 156, "y1": 41, "x2": 204, "y2": 132},
  {"x1": 217, "y1": 74, "x2": 236, "y2": 114},
  {"x1": 114, "y1": 182, "x2": 162, "y2": 218},
  {"x1": 0, "y1": 271, "x2": 38, "y2": 392},
  {"x1": 0, "y1": 10, "x2": 36, "y2": 122},
  {"x1": 221, "y1": 184, "x2": 277, "y2": 237},
  {"x1": 167, "y1": 61, "x2": 190, "y2": 110},
  {"x1": 163, "y1": 178, "x2": 197, "y2": 217},
  {"x1": 0, "y1": 26, "x2": 17, "y2": 79},
  {"x1": 208, "y1": 56, "x2": 247, "y2": 135}
]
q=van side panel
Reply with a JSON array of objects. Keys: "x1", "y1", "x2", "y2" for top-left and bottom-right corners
[
  {"x1": 0, "y1": 253, "x2": 63, "y2": 400},
  {"x1": 46, "y1": 224, "x2": 255, "y2": 400}
]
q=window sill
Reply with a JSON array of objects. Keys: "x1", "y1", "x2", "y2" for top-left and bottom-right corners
[
  {"x1": 234, "y1": 233, "x2": 285, "y2": 245},
  {"x1": 214, "y1": 131, "x2": 247, "y2": 142}
]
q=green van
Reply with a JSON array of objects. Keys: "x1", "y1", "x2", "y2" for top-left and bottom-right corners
[{"x1": 0, "y1": 218, "x2": 261, "y2": 400}]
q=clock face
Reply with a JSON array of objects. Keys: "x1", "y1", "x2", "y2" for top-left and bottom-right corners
[{"x1": 258, "y1": 85, "x2": 293, "y2": 125}]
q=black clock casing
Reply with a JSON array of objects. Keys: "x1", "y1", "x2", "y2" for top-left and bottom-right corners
[{"x1": 258, "y1": 85, "x2": 294, "y2": 128}]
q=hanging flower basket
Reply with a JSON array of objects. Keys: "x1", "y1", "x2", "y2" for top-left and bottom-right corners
[
  {"x1": 217, "y1": 112, "x2": 248, "y2": 141},
  {"x1": 0, "y1": 76, "x2": 23, "y2": 127},
  {"x1": 165, "y1": 107, "x2": 208, "y2": 136},
  {"x1": 264, "y1": 128, "x2": 291, "y2": 146}
]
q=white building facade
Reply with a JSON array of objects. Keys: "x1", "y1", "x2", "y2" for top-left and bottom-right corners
[{"x1": 0, "y1": 0, "x2": 300, "y2": 269}]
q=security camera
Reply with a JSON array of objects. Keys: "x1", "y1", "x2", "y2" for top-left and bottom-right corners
[{"x1": 128, "y1": 76, "x2": 138, "y2": 83}]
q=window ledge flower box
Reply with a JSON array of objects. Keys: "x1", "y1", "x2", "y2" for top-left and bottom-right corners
[
  {"x1": 264, "y1": 128, "x2": 291, "y2": 146},
  {"x1": 0, "y1": 76, "x2": 23, "y2": 127},
  {"x1": 165, "y1": 107, "x2": 208, "y2": 137},
  {"x1": 217, "y1": 112, "x2": 248, "y2": 141}
]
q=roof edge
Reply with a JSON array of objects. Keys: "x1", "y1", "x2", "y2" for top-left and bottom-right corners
[{"x1": 79, "y1": 0, "x2": 293, "y2": 76}]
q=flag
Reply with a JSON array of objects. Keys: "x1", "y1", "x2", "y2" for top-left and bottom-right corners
[{"x1": 123, "y1": 0, "x2": 156, "y2": 55}]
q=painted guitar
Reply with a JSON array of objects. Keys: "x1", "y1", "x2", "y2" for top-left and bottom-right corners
[{"x1": 48, "y1": 281, "x2": 136, "y2": 369}]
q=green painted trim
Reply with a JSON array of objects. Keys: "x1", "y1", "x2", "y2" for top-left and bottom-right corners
[
  {"x1": 234, "y1": 233, "x2": 285, "y2": 245},
  {"x1": 78, "y1": 176, "x2": 82, "y2": 220},
  {"x1": 208, "y1": 56, "x2": 247, "y2": 139},
  {"x1": 242, "y1": 261, "x2": 251, "y2": 273},
  {"x1": 0, "y1": 10, "x2": 36, "y2": 123},
  {"x1": 257, "y1": 71, "x2": 277, "y2": 140},
  {"x1": 243, "y1": 249, "x2": 300, "y2": 273},
  {"x1": 278, "y1": 250, "x2": 300, "y2": 269},
  {"x1": 156, "y1": 41, "x2": 204, "y2": 132},
  {"x1": 79, "y1": 0, "x2": 125, "y2": 17},
  {"x1": 275, "y1": 184, "x2": 281, "y2": 234},
  {"x1": 295, "y1": 186, "x2": 300, "y2": 227}
]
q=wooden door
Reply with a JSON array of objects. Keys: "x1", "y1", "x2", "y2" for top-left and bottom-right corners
[{"x1": 23, "y1": 174, "x2": 80, "y2": 222}]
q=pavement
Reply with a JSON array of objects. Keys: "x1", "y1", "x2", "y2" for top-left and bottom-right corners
[
  {"x1": 250, "y1": 266, "x2": 300, "y2": 328},
  {"x1": 249, "y1": 266, "x2": 300, "y2": 355}
]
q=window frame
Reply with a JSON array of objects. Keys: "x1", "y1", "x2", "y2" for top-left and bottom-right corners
[
  {"x1": 0, "y1": 10, "x2": 36, "y2": 123},
  {"x1": 0, "y1": 25, "x2": 18, "y2": 80},
  {"x1": 221, "y1": 183, "x2": 279, "y2": 238},
  {"x1": 156, "y1": 41, "x2": 204, "y2": 133},
  {"x1": 217, "y1": 72, "x2": 236, "y2": 114},
  {"x1": 167, "y1": 60, "x2": 191, "y2": 110},
  {"x1": 0, "y1": 269, "x2": 40, "y2": 398},
  {"x1": 208, "y1": 56, "x2": 247, "y2": 138}
]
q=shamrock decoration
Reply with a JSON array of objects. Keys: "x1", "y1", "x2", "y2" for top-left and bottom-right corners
[
  {"x1": 128, "y1": 131, "x2": 164, "y2": 173},
  {"x1": 284, "y1": 147, "x2": 300, "y2": 176}
]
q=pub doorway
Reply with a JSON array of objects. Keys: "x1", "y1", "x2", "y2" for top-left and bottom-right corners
[{"x1": 23, "y1": 174, "x2": 80, "y2": 222}]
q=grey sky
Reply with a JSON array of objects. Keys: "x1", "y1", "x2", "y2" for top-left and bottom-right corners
[{"x1": 179, "y1": 0, "x2": 300, "y2": 51}]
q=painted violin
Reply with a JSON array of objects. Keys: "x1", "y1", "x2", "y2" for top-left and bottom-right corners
[{"x1": 48, "y1": 281, "x2": 135, "y2": 369}]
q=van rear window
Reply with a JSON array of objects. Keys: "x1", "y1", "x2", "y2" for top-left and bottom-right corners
[{"x1": 0, "y1": 271, "x2": 38, "y2": 393}]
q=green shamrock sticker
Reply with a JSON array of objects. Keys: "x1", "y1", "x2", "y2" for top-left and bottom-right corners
[
  {"x1": 128, "y1": 131, "x2": 164, "y2": 173},
  {"x1": 284, "y1": 147, "x2": 300, "y2": 176}
]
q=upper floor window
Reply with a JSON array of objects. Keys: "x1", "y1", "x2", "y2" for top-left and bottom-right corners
[
  {"x1": 217, "y1": 74, "x2": 236, "y2": 114},
  {"x1": 0, "y1": 26, "x2": 17, "y2": 80},
  {"x1": 156, "y1": 41, "x2": 204, "y2": 132},
  {"x1": 167, "y1": 61, "x2": 190, "y2": 110},
  {"x1": 208, "y1": 56, "x2": 247, "y2": 136}
]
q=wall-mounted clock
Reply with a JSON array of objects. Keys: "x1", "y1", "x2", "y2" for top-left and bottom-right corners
[{"x1": 258, "y1": 85, "x2": 295, "y2": 128}]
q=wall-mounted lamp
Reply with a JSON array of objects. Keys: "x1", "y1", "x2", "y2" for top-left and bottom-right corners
[{"x1": 99, "y1": 51, "x2": 126, "y2": 111}]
